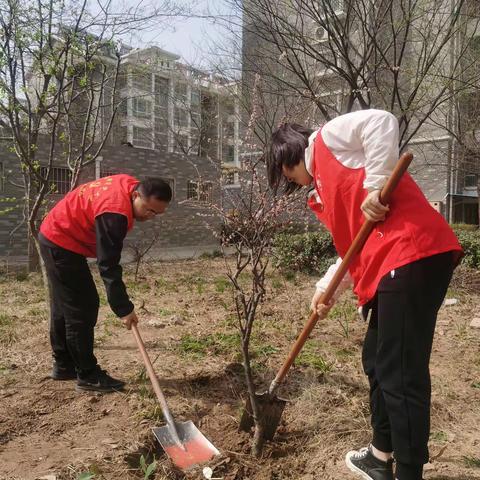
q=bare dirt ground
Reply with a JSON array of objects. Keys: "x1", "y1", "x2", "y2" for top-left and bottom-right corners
[{"x1": 0, "y1": 258, "x2": 479, "y2": 480}]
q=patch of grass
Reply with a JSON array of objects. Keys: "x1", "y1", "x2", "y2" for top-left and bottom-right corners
[
  {"x1": 158, "y1": 307, "x2": 174, "y2": 317},
  {"x1": 281, "y1": 270, "x2": 296, "y2": 282},
  {"x1": 296, "y1": 341, "x2": 332, "y2": 373},
  {"x1": 445, "y1": 287, "x2": 466, "y2": 302},
  {"x1": 454, "y1": 320, "x2": 469, "y2": 340},
  {"x1": 132, "y1": 369, "x2": 157, "y2": 404},
  {"x1": 180, "y1": 274, "x2": 207, "y2": 294},
  {"x1": 103, "y1": 313, "x2": 122, "y2": 336},
  {"x1": 98, "y1": 291, "x2": 108, "y2": 307},
  {"x1": 0, "y1": 313, "x2": 16, "y2": 345},
  {"x1": 214, "y1": 276, "x2": 230, "y2": 293},
  {"x1": 217, "y1": 298, "x2": 233, "y2": 311},
  {"x1": 335, "y1": 347, "x2": 356, "y2": 359},
  {"x1": 199, "y1": 250, "x2": 222, "y2": 259},
  {"x1": 125, "y1": 278, "x2": 151, "y2": 294},
  {"x1": 178, "y1": 332, "x2": 241, "y2": 358},
  {"x1": 153, "y1": 276, "x2": 178, "y2": 293},
  {"x1": 133, "y1": 370, "x2": 167, "y2": 421},
  {"x1": 179, "y1": 334, "x2": 209, "y2": 358},
  {"x1": 330, "y1": 300, "x2": 357, "y2": 338},
  {"x1": 463, "y1": 456, "x2": 480, "y2": 468},
  {"x1": 271, "y1": 277, "x2": 283, "y2": 290},
  {"x1": 15, "y1": 271, "x2": 28, "y2": 282},
  {"x1": 221, "y1": 314, "x2": 237, "y2": 328},
  {"x1": 213, "y1": 332, "x2": 241, "y2": 353},
  {"x1": 139, "y1": 454, "x2": 157, "y2": 480},
  {"x1": 252, "y1": 343, "x2": 279, "y2": 358},
  {"x1": 96, "y1": 313, "x2": 123, "y2": 344},
  {"x1": 251, "y1": 359, "x2": 268, "y2": 374},
  {"x1": 27, "y1": 306, "x2": 47, "y2": 319},
  {"x1": 139, "y1": 403, "x2": 164, "y2": 422},
  {"x1": 430, "y1": 431, "x2": 448, "y2": 442}
]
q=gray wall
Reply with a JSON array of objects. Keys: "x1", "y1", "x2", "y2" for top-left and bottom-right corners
[{"x1": 0, "y1": 142, "x2": 222, "y2": 266}]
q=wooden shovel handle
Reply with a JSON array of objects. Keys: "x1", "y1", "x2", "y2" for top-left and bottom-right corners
[
  {"x1": 269, "y1": 152, "x2": 413, "y2": 393},
  {"x1": 131, "y1": 323, "x2": 177, "y2": 430}
]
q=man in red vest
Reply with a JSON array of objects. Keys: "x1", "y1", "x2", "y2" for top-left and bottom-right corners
[
  {"x1": 39, "y1": 175, "x2": 172, "y2": 393},
  {"x1": 265, "y1": 109, "x2": 462, "y2": 480}
]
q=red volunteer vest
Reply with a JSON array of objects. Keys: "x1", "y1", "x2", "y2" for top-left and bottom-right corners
[
  {"x1": 308, "y1": 132, "x2": 462, "y2": 305},
  {"x1": 40, "y1": 174, "x2": 139, "y2": 258}
]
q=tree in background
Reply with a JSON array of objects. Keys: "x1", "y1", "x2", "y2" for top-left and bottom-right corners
[
  {"x1": 0, "y1": 0, "x2": 182, "y2": 271},
  {"x1": 207, "y1": 0, "x2": 480, "y2": 222}
]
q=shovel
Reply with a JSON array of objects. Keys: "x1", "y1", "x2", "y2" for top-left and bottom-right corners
[
  {"x1": 239, "y1": 151, "x2": 414, "y2": 441},
  {"x1": 131, "y1": 323, "x2": 220, "y2": 470}
]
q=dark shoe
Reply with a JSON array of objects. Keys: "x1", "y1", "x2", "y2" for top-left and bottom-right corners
[
  {"x1": 76, "y1": 367, "x2": 125, "y2": 393},
  {"x1": 345, "y1": 445, "x2": 394, "y2": 480},
  {"x1": 51, "y1": 363, "x2": 77, "y2": 381}
]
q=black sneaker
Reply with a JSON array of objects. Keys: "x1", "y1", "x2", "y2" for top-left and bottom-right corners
[
  {"x1": 345, "y1": 445, "x2": 394, "y2": 480},
  {"x1": 51, "y1": 363, "x2": 77, "y2": 381},
  {"x1": 76, "y1": 367, "x2": 125, "y2": 393}
]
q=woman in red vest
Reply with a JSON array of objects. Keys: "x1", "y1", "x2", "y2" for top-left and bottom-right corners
[
  {"x1": 39, "y1": 175, "x2": 172, "y2": 393},
  {"x1": 265, "y1": 109, "x2": 462, "y2": 480}
]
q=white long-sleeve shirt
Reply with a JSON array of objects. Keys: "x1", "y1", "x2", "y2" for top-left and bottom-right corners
[{"x1": 309, "y1": 109, "x2": 399, "y2": 297}]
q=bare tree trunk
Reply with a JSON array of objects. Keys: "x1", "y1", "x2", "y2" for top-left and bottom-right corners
[
  {"x1": 478, "y1": 177, "x2": 480, "y2": 226},
  {"x1": 251, "y1": 423, "x2": 266, "y2": 457},
  {"x1": 241, "y1": 337, "x2": 266, "y2": 456},
  {"x1": 27, "y1": 233, "x2": 39, "y2": 272}
]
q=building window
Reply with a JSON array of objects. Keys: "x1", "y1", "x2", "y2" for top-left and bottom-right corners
[
  {"x1": 224, "y1": 145, "x2": 235, "y2": 163},
  {"x1": 175, "y1": 82, "x2": 188, "y2": 104},
  {"x1": 175, "y1": 106, "x2": 189, "y2": 128},
  {"x1": 155, "y1": 131, "x2": 168, "y2": 151},
  {"x1": 223, "y1": 121, "x2": 235, "y2": 138},
  {"x1": 174, "y1": 133, "x2": 188, "y2": 153},
  {"x1": 132, "y1": 72, "x2": 151, "y2": 92},
  {"x1": 465, "y1": 174, "x2": 478, "y2": 188},
  {"x1": 133, "y1": 126, "x2": 153, "y2": 149},
  {"x1": 223, "y1": 171, "x2": 238, "y2": 186},
  {"x1": 187, "y1": 180, "x2": 213, "y2": 203},
  {"x1": 132, "y1": 97, "x2": 152, "y2": 118},
  {"x1": 40, "y1": 166, "x2": 71, "y2": 194},
  {"x1": 191, "y1": 89, "x2": 201, "y2": 106},
  {"x1": 224, "y1": 103, "x2": 235, "y2": 117},
  {"x1": 155, "y1": 76, "x2": 169, "y2": 108},
  {"x1": 191, "y1": 111, "x2": 201, "y2": 129},
  {"x1": 118, "y1": 97, "x2": 127, "y2": 115}
]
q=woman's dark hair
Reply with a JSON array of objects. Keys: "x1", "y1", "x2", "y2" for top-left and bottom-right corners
[
  {"x1": 137, "y1": 177, "x2": 173, "y2": 202},
  {"x1": 265, "y1": 123, "x2": 314, "y2": 194}
]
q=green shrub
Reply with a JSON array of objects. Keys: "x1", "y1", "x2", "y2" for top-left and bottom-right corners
[
  {"x1": 272, "y1": 229, "x2": 335, "y2": 275},
  {"x1": 271, "y1": 224, "x2": 480, "y2": 275},
  {"x1": 451, "y1": 223, "x2": 478, "y2": 232},
  {"x1": 452, "y1": 225, "x2": 480, "y2": 269}
]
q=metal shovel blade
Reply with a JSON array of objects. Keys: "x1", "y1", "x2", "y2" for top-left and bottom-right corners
[
  {"x1": 239, "y1": 391, "x2": 287, "y2": 441},
  {"x1": 153, "y1": 420, "x2": 220, "y2": 470}
]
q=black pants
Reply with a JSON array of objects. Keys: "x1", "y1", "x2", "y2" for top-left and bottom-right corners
[
  {"x1": 362, "y1": 252, "x2": 454, "y2": 478},
  {"x1": 40, "y1": 240, "x2": 99, "y2": 377}
]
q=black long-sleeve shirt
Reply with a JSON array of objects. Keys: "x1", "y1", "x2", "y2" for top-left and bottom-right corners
[
  {"x1": 39, "y1": 213, "x2": 134, "y2": 317},
  {"x1": 95, "y1": 212, "x2": 134, "y2": 317}
]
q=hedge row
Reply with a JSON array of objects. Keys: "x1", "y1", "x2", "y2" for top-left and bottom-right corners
[{"x1": 272, "y1": 224, "x2": 480, "y2": 274}]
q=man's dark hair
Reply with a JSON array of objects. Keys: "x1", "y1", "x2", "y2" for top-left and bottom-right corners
[
  {"x1": 265, "y1": 123, "x2": 314, "y2": 194},
  {"x1": 137, "y1": 177, "x2": 172, "y2": 202}
]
